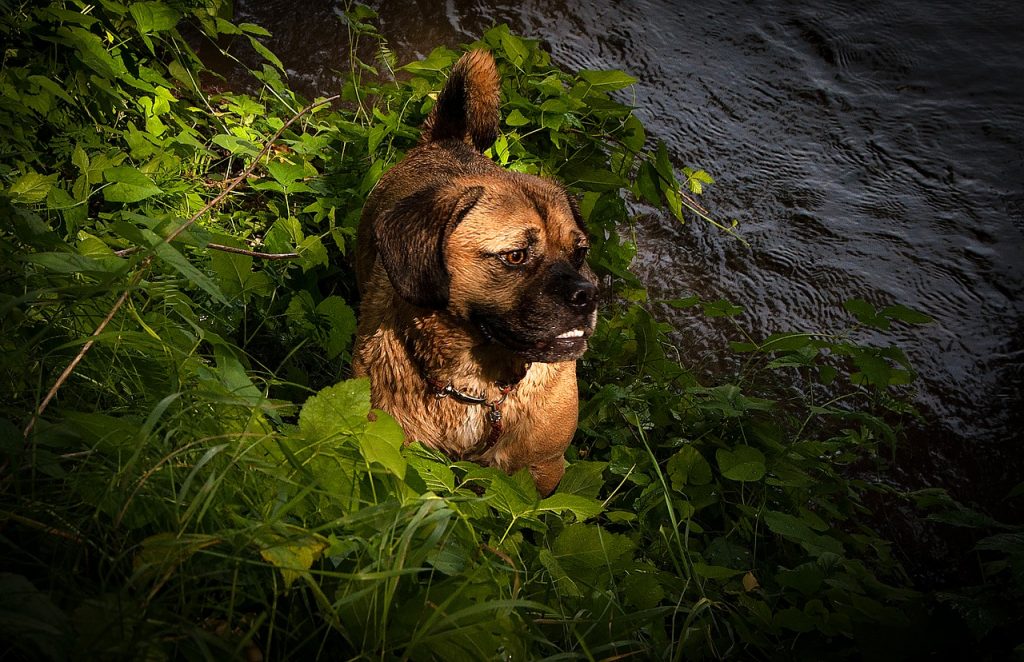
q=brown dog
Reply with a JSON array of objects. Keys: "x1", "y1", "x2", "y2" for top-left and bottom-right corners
[{"x1": 351, "y1": 50, "x2": 597, "y2": 496}]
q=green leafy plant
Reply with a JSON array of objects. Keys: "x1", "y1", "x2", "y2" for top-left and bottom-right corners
[{"x1": 1, "y1": 1, "x2": 1009, "y2": 660}]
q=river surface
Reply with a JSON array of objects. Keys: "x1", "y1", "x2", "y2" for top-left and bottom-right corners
[{"x1": 230, "y1": 0, "x2": 1024, "y2": 514}]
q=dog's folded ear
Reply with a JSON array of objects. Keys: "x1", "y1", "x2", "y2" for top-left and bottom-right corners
[
  {"x1": 373, "y1": 185, "x2": 484, "y2": 309},
  {"x1": 421, "y1": 50, "x2": 500, "y2": 152}
]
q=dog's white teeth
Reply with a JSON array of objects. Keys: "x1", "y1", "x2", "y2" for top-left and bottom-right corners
[{"x1": 556, "y1": 329, "x2": 585, "y2": 339}]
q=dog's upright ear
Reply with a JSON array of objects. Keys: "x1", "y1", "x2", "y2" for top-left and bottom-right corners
[
  {"x1": 421, "y1": 50, "x2": 500, "y2": 153},
  {"x1": 373, "y1": 185, "x2": 484, "y2": 309}
]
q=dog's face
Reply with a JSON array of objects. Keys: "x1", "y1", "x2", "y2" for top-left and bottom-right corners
[{"x1": 373, "y1": 169, "x2": 598, "y2": 363}]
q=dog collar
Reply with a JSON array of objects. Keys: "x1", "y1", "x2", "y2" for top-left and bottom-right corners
[{"x1": 426, "y1": 377, "x2": 521, "y2": 457}]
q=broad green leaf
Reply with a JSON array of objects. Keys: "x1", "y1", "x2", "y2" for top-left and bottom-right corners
[
  {"x1": 28, "y1": 75, "x2": 74, "y2": 105},
  {"x1": 247, "y1": 36, "x2": 284, "y2": 71},
  {"x1": 406, "y1": 446, "x2": 455, "y2": 494},
  {"x1": 299, "y1": 379, "x2": 371, "y2": 442},
  {"x1": 400, "y1": 47, "x2": 457, "y2": 74},
  {"x1": 850, "y1": 350, "x2": 892, "y2": 387},
  {"x1": 880, "y1": 303, "x2": 933, "y2": 325},
  {"x1": 211, "y1": 134, "x2": 260, "y2": 157},
  {"x1": 716, "y1": 446, "x2": 766, "y2": 482},
  {"x1": 505, "y1": 109, "x2": 531, "y2": 127},
  {"x1": 129, "y1": 2, "x2": 180, "y2": 33},
  {"x1": 559, "y1": 165, "x2": 627, "y2": 192},
  {"x1": 484, "y1": 468, "x2": 536, "y2": 517},
  {"x1": 239, "y1": 23, "x2": 272, "y2": 37},
  {"x1": 59, "y1": 26, "x2": 122, "y2": 80},
  {"x1": 635, "y1": 161, "x2": 661, "y2": 206},
  {"x1": 536, "y1": 493, "x2": 603, "y2": 520},
  {"x1": 763, "y1": 511, "x2": 843, "y2": 556},
  {"x1": 259, "y1": 536, "x2": 328, "y2": 589},
  {"x1": 549, "y1": 524, "x2": 634, "y2": 580},
  {"x1": 557, "y1": 461, "x2": 607, "y2": 499},
  {"x1": 7, "y1": 172, "x2": 56, "y2": 204},
  {"x1": 667, "y1": 445, "x2": 712, "y2": 488},
  {"x1": 539, "y1": 548, "x2": 582, "y2": 597},
  {"x1": 266, "y1": 160, "x2": 308, "y2": 186},
  {"x1": 776, "y1": 563, "x2": 824, "y2": 594},
  {"x1": 702, "y1": 299, "x2": 745, "y2": 318},
  {"x1": 358, "y1": 410, "x2": 406, "y2": 478},
  {"x1": 500, "y1": 32, "x2": 529, "y2": 66},
  {"x1": 775, "y1": 607, "x2": 815, "y2": 633},
  {"x1": 579, "y1": 70, "x2": 637, "y2": 91},
  {"x1": 621, "y1": 571, "x2": 665, "y2": 609},
  {"x1": 762, "y1": 333, "x2": 813, "y2": 351},
  {"x1": 316, "y1": 296, "x2": 356, "y2": 359},
  {"x1": 653, "y1": 140, "x2": 676, "y2": 188},
  {"x1": 843, "y1": 298, "x2": 889, "y2": 329},
  {"x1": 103, "y1": 166, "x2": 162, "y2": 203},
  {"x1": 298, "y1": 236, "x2": 328, "y2": 272}
]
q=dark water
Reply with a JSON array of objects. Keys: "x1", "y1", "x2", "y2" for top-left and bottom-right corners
[{"x1": 232, "y1": 0, "x2": 1024, "y2": 512}]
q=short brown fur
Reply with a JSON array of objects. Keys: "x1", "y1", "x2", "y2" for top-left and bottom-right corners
[{"x1": 352, "y1": 50, "x2": 598, "y2": 496}]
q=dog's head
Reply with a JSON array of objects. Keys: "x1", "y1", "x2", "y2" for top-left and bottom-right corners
[{"x1": 370, "y1": 50, "x2": 598, "y2": 363}]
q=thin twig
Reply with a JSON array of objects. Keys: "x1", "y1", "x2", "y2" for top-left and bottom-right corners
[
  {"x1": 22, "y1": 94, "x2": 339, "y2": 440},
  {"x1": 205, "y1": 243, "x2": 299, "y2": 260}
]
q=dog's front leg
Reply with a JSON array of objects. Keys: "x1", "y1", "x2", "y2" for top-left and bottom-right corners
[{"x1": 530, "y1": 456, "x2": 566, "y2": 497}]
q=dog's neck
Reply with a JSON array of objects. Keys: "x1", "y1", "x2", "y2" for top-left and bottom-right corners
[{"x1": 400, "y1": 306, "x2": 530, "y2": 393}]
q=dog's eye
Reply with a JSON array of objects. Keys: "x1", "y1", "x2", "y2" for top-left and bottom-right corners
[
  {"x1": 500, "y1": 249, "x2": 529, "y2": 267},
  {"x1": 572, "y1": 245, "x2": 589, "y2": 268}
]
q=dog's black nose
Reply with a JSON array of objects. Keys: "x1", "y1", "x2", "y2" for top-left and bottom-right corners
[{"x1": 567, "y1": 280, "x2": 597, "y2": 313}]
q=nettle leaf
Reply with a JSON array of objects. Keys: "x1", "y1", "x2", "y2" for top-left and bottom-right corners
[
  {"x1": 103, "y1": 166, "x2": 162, "y2": 203},
  {"x1": 316, "y1": 296, "x2": 356, "y2": 359},
  {"x1": 484, "y1": 468, "x2": 537, "y2": 517},
  {"x1": 358, "y1": 410, "x2": 406, "y2": 479},
  {"x1": 667, "y1": 445, "x2": 712, "y2": 488},
  {"x1": 549, "y1": 524, "x2": 635, "y2": 580},
  {"x1": 405, "y1": 445, "x2": 456, "y2": 494},
  {"x1": 7, "y1": 172, "x2": 57, "y2": 204},
  {"x1": 621, "y1": 571, "x2": 665, "y2": 609},
  {"x1": 298, "y1": 236, "x2": 328, "y2": 272},
  {"x1": 299, "y1": 378, "x2": 372, "y2": 442},
  {"x1": 716, "y1": 446, "x2": 766, "y2": 482},
  {"x1": 536, "y1": 493, "x2": 604, "y2": 521},
  {"x1": 557, "y1": 461, "x2": 607, "y2": 499}
]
